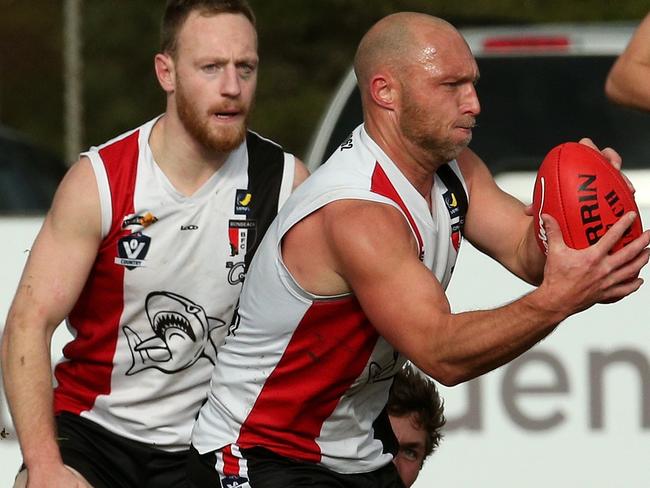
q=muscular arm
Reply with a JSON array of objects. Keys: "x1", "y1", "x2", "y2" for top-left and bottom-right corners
[
  {"x1": 0, "y1": 158, "x2": 101, "y2": 486},
  {"x1": 459, "y1": 148, "x2": 545, "y2": 285},
  {"x1": 284, "y1": 199, "x2": 649, "y2": 387},
  {"x1": 605, "y1": 13, "x2": 650, "y2": 111}
]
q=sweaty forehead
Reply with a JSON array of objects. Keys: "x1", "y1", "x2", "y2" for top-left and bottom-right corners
[
  {"x1": 411, "y1": 29, "x2": 476, "y2": 78},
  {"x1": 414, "y1": 46, "x2": 441, "y2": 76}
]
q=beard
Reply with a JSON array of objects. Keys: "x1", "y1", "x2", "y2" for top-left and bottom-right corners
[
  {"x1": 400, "y1": 94, "x2": 474, "y2": 164},
  {"x1": 176, "y1": 80, "x2": 249, "y2": 154}
]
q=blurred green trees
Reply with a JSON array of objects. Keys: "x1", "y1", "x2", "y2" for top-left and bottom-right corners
[{"x1": 0, "y1": 0, "x2": 647, "y2": 162}]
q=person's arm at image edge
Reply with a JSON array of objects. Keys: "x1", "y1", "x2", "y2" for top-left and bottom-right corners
[
  {"x1": 605, "y1": 13, "x2": 650, "y2": 111},
  {"x1": 1, "y1": 158, "x2": 101, "y2": 487}
]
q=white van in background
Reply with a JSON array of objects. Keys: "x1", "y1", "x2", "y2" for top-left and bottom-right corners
[{"x1": 306, "y1": 23, "x2": 650, "y2": 488}]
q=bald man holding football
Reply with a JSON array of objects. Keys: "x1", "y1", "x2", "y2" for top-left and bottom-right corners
[{"x1": 189, "y1": 13, "x2": 650, "y2": 487}]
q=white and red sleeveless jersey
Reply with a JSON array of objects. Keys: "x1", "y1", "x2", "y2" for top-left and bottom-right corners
[
  {"x1": 192, "y1": 124, "x2": 469, "y2": 473},
  {"x1": 52, "y1": 116, "x2": 296, "y2": 451}
]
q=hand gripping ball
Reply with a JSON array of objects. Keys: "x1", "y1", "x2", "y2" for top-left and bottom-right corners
[{"x1": 532, "y1": 142, "x2": 642, "y2": 254}]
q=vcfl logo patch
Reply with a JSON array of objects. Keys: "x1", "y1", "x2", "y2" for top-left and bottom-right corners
[
  {"x1": 443, "y1": 190, "x2": 461, "y2": 219},
  {"x1": 228, "y1": 220, "x2": 257, "y2": 257},
  {"x1": 115, "y1": 233, "x2": 151, "y2": 269},
  {"x1": 234, "y1": 189, "x2": 252, "y2": 216}
]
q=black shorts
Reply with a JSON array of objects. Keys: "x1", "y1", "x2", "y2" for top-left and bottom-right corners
[
  {"x1": 187, "y1": 444, "x2": 405, "y2": 488},
  {"x1": 22, "y1": 412, "x2": 192, "y2": 488}
]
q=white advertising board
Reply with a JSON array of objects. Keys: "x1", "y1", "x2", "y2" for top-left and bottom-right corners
[{"x1": 1, "y1": 173, "x2": 648, "y2": 487}]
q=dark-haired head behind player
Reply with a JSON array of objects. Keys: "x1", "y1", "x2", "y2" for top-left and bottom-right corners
[{"x1": 387, "y1": 364, "x2": 445, "y2": 487}]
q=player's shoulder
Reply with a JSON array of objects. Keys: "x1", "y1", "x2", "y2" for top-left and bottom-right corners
[
  {"x1": 455, "y1": 147, "x2": 483, "y2": 173},
  {"x1": 322, "y1": 198, "x2": 412, "y2": 239},
  {"x1": 58, "y1": 156, "x2": 96, "y2": 192},
  {"x1": 45, "y1": 156, "x2": 101, "y2": 237},
  {"x1": 455, "y1": 146, "x2": 494, "y2": 193},
  {"x1": 317, "y1": 199, "x2": 419, "y2": 275}
]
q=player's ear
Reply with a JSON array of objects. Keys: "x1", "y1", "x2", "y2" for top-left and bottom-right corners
[
  {"x1": 155, "y1": 52, "x2": 175, "y2": 93},
  {"x1": 370, "y1": 73, "x2": 397, "y2": 110}
]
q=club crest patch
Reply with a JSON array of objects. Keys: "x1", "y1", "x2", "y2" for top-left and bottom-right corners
[
  {"x1": 228, "y1": 220, "x2": 257, "y2": 257},
  {"x1": 234, "y1": 189, "x2": 252, "y2": 215},
  {"x1": 451, "y1": 222, "x2": 462, "y2": 251},
  {"x1": 115, "y1": 233, "x2": 151, "y2": 269}
]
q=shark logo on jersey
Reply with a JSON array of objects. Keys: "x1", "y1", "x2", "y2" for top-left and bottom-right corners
[{"x1": 122, "y1": 291, "x2": 226, "y2": 375}]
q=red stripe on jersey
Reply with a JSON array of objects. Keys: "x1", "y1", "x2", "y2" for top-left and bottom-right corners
[
  {"x1": 54, "y1": 130, "x2": 140, "y2": 415},
  {"x1": 222, "y1": 445, "x2": 240, "y2": 476},
  {"x1": 370, "y1": 162, "x2": 424, "y2": 253},
  {"x1": 236, "y1": 297, "x2": 379, "y2": 462}
]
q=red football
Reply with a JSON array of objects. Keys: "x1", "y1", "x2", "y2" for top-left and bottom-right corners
[{"x1": 532, "y1": 142, "x2": 642, "y2": 254}]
